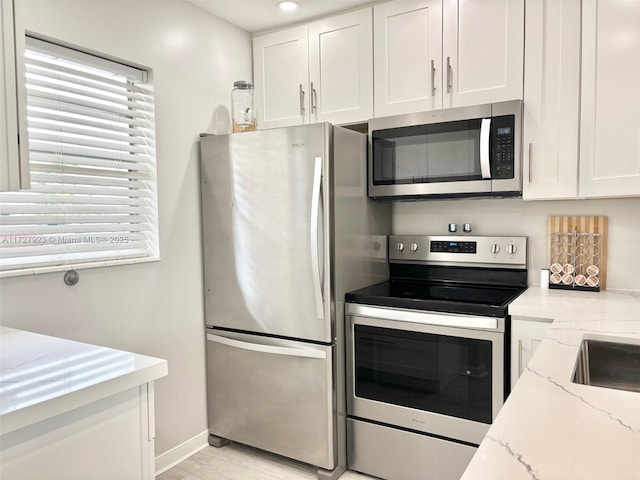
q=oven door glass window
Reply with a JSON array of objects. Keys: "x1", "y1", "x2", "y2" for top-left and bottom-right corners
[
  {"x1": 354, "y1": 324, "x2": 493, "y2": 424},
  {"x1": 372, "y1": 119, "x2": 483, "y2": 185}
]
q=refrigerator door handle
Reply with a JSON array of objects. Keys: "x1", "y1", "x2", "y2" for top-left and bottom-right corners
[
  {"x1": 207, "y1": 333, "x2": 327, "y2": 359},
  {"x1": 310, "y1": 156, "x2": 324, "y2": 320}
]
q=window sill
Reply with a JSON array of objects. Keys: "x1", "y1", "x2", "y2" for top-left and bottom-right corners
[{"x1": 0, "y1": 256, "x2": 161, "y2": 279}]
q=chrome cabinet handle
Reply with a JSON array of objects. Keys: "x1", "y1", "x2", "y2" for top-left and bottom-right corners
[
  {"x1": 480, "y1": 118, "x2": 491, "y2": 179},
  {"x1": 310, "y1": 156, "x2": 324, "y2": 321},
  {"x1": 446, "y1": 56, "x2": 452, "y2": 94},
  {"x1": 518, "y1": 339, "x2": 524, "y2": 377},
  {"x1": 299, "y1": 84, "x2": 305, "y2": 116},
  {"x1": 311, "y1": 82, "x2": 317, "y2": 114},
  {"x1": 528, "y1": 143, "x2": 533, "y2": 183},
  {"x1": 431, "y1": 59, "x2": 436, "y2": 96}
]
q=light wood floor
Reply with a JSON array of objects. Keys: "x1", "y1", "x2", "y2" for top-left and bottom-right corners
[{"x1": 157, "y1": 443, "x2": 377, "y2": 480}]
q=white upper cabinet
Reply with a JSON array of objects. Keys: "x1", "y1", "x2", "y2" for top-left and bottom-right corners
[
  {"x1": 253, "y1": 25, "x2": 310, "y2": 129},
  {"x1": 442, "y1": 0, "x2": 524, "y2": 109},
  {"x1": 374, "y1": 0, "x2": 524, "y2": 117},
  {"x1": 253, "y1": 7, "x2": 373, "y2": 129},
  {"x1": 524, "y1": 0, "x2": 640, "y2": 200},
  {"x1": 579, "y1": 0, "x2": 640, "y2": 198},
  {"x1": 373, "y1": 0, "x2": 442, "y2": 117},
  {"x1": 309, "y1": 8, "x2": 373, "y2": 124},
  {"x1": 522, "y1": 0, "x2": 581, "y2": 200},
  {"x1": 1, "y1": 0, "x2": 28, "y2": 191}
]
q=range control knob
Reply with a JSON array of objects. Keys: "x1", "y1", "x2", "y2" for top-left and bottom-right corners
[
  {"x1": 506, "y1": 243, "x2": 518, "y2": 255},
  {"x1": 490, "y1": 243, "x2": 500, "y2": 254},
  {"x1": 410, "y1": 242, "x2": 419, "y2": 252},
  {"x1": 395, "y1": 242, "x2": 405, "y2": 252}
]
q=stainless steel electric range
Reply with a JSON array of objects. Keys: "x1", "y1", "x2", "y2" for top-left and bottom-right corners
[{"x1": 345, "y1": 235, "x2": 528, "y2": 480}]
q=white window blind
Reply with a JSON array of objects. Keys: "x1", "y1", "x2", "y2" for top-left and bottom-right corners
[{"x1": 0, "y1": 37, "x2": 159, "y2": 276}]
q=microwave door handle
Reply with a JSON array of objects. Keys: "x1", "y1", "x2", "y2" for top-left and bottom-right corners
[
  {"x1": 480, "y1": 118, "x2": 492, "y2": 179},
  {"x1": 310, "y1": 156, "x2": 324, "y2": 321}
]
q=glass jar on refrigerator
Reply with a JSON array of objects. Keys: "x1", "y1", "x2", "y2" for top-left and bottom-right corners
[{"x1": 231, "y1": 80, "x2": 257, "y2": 132}]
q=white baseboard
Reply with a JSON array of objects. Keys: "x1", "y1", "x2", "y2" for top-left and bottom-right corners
[{"x1": 155, "y1": 430, "x2": 209, "y2": 476}]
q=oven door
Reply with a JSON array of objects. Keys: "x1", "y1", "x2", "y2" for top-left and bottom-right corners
[{"x1": 345, "y1": 304, "x2": 504, "y2": 445}]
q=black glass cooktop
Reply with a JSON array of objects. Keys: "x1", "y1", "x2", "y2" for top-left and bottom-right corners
[
  {"x1": 346, "y1": 264, "x2": 528, "y2": 317},
  {"x1": 346, "y1": 279, "x2": 526, "y2": 318}
]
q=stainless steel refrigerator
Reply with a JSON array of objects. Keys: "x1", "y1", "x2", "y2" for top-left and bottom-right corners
[{"x1": 199, "y1": 123, "x2": 390, "y2": 479}]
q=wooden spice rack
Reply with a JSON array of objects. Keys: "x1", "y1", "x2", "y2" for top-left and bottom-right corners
[{"x1": 547, "y1": 216, "x2": 608, "y2": 291}]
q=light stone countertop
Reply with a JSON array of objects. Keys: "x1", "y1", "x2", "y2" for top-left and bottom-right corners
[
  {"x1": 0, "y1": 326, "x2": 167, "y2": 434},
  {"x1": 461, "y1": 287, "x2": 640, "y2": 480}
]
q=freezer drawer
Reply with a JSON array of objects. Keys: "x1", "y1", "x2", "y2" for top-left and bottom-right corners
[{"x1": 206, "y1": 329, "x2": 336, "y2": 469}]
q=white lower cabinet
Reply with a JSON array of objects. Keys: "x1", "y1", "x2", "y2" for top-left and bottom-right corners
[
  {"x1": 510, "y1": 316, "x2": 552, "y2": 391},
  {"x1": 0, "y1": 384, "x2": 157, "y2": 480}
]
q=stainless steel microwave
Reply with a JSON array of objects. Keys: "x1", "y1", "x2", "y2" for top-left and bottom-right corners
[{"x1": 368, "y1": 100, "x2": 523, "y2": 200}]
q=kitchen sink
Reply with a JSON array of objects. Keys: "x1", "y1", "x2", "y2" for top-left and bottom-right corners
[{"x1": 572, "y1": 338, "x2": 640, "y2": 393}]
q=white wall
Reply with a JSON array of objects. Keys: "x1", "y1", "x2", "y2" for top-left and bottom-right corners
[
  {"x1": 393, "y1": 197, "x2": 640, "y2": 291},
  {"x1": 0, "y1": 0, "x2": 252, "y2": 457}
]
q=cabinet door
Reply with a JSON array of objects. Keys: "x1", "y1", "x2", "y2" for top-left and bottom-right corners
[
  {"x1": 442, "y1": 0, "x2": 524, "y2": 109},
  {"x1": 0, "y1": 0, "x2": 27, "y2": 191},
  {"x1": 510, "y1": 316, "x2": 551, "y2": 390},
  {"x1": 579, "y1": 0, "x2": 640, "y2": 198},
  {"x1": 309, "y1": 8, "x2": 373, "y2": 125},
  {"x1": 253, "y1": 25, "x2": 309, "y2": 129},
  {"x1": 0, "y1": 386, "x2": 155, "y2": 480},
  {"x1": 522, "y1": 0, "x2": 580, "y2": 200},
  {"x1": 373, "y1": 0, "x2": 442, "y2": 117}
]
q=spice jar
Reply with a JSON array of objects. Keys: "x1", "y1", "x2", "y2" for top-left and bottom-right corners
[{"x1": 231, "y1": 80, "x2": 257, "y2": 132}]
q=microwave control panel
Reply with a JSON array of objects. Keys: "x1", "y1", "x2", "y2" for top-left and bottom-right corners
[{"x1": 491, "y1": 115, "x2": 515, "y2": 179}]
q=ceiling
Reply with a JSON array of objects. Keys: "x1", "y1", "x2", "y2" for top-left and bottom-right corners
[{"x1": 187, "y1": 0, "x2": 375, "y2": 34}]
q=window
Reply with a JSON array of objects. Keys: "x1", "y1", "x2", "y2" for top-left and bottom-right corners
[{"x1": 0, "y1": 37, "x2": 159, "y2": 276}]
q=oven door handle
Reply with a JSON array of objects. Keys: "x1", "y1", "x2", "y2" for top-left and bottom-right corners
[
  {"x1": 346, "y1": 304, "x2": 500, "y2": 331},
  {"x1": 480, "y1": 118, "x2": 491, "y2": 179}
]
